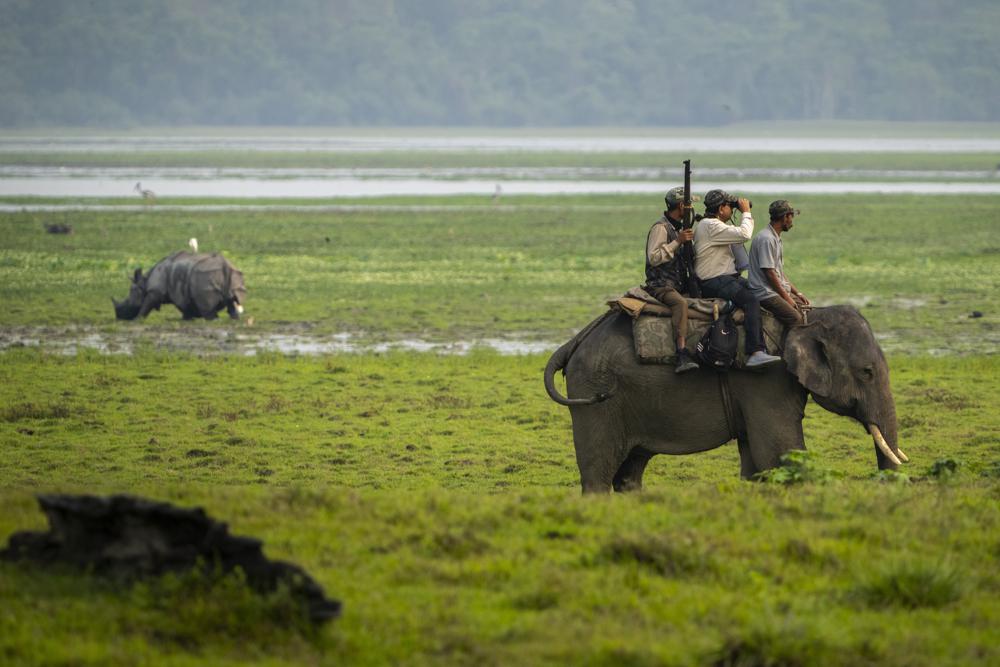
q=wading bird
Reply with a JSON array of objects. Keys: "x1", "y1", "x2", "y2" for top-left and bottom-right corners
[{"x1": 134, "y1": 182, "x2": 156, "y2": 203}]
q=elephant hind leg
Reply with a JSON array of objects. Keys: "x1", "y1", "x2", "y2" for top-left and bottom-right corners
[
  {"x1": 613, "y1": 447, "x2": 653, "y2": 492},
  {"x1": 737, "y1": 434, "x2": 758, "y2": 480},
  {"x1": 571, "y1": 407, "x2": 633, "y2": 494}
]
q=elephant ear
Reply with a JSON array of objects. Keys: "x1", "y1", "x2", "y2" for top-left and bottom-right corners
[{"x1": 784, "y1": 323, "x2": 834, "y2": 397}]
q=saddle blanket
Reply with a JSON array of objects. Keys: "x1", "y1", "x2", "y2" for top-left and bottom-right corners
[{"x1": 608, "y1": 286, "x2": 786, "y2": 366}]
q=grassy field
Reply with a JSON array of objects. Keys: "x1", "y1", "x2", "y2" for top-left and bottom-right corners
[
  {"x1": 1, "y1": 185, "x2": 999, "y2": 665},
  {"x1": 1, "y1": 352, "x2": 998, "y2": 666},
  {"x1": 1, "y1": 194, "x2": 997, "y2": 353}
]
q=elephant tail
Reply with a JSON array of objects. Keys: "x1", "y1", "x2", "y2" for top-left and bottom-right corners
[{"x1": 544, "y1": 311, "x2": 616, "y2": 406}]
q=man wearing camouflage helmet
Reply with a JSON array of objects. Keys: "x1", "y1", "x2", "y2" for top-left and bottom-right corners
[
  {"x1": 693, "y1": 189, "x2": 781, "y2": 369},
  {"x1": 749, "y1": 200, "x2": 810, "y2": 327},
  {"x1": 644, "y1": 186, "x2": 700, "y2": 373}
]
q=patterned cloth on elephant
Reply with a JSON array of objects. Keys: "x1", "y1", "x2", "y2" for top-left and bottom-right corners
[{"x1": 608, "y1": 286, "x2": 784, "y2": 366}]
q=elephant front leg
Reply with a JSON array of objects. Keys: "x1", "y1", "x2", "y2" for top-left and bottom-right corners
[{"x1": 745, "y1": 418, "x2": 805, "y2": 474}]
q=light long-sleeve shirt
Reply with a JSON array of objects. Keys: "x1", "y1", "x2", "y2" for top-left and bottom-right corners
[
  {"x1": 693, "y1": 212, "x2": 754, "y2": 280},
  {"x1": 646, "y1": 220, "x2": 682, "y2": 267}
]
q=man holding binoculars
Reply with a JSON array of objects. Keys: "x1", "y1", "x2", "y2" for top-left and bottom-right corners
[{"x1": 693, "y1": 189, "x2": 781, "y2": 369}]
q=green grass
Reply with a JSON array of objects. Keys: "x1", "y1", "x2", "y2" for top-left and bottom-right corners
[
  {"x1": 0, "y1": 350, "x2": 998, "y2": 664},
  {"x1": 0, "y1": 351, "x2": 996, "y2": 489},
  {"x1": 1, "y1": 175, "x2": 998, "y2": 664},
  {"x1": 1, "y1": 194, "x2": 998, "y2": 354}
]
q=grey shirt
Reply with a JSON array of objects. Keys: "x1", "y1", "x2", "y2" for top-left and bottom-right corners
[{"x1": 748, "y1": 225, "x2": 790, "y2": 300}]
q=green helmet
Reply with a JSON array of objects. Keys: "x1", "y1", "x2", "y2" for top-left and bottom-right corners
[
  {"x1": 768, "y1": 200, "x2": 801, "y2": 219},
  {"x1": 664, "y1": 186, "x2": 699, "y2": 209},
  {"x1": 703, "y1": 189, "x2": 731, "y2": 210},
  {"x1": 664, "y1": 186, "x2": 685, "y2": 208}
]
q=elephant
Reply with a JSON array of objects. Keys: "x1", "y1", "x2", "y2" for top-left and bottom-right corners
[
  {"x1": 113, "y1": 252, "x2": 246, "y2": 321},
  {"x1": 544, "y1": 305, "x2": 908, "y2": 493}
]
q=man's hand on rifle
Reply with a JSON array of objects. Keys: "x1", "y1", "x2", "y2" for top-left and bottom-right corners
[{"x1": 677, "y1": 228, "x2": 694, "y2": 244}]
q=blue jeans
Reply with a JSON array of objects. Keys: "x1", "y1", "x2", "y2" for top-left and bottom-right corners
[{"x1": 699, "y1": 274, "x2": 766, "y2": 355}]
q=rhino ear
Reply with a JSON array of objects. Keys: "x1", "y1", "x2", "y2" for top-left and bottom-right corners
[
  {"x1": 785, "y1": 323, "x2": 834, "y2": 397},
  {"x1": 133, "y1": 268, "x2": 142, "y2": 283}
]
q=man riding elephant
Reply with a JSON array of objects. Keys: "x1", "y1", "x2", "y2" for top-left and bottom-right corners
[
  {"x1": 749, "y1": 200, "x2": 811, "y2": 328},
  {"x1": 693, "y1": 189, "x2": 781, "y2": 369},
  {"x1": 644, "y1": 186, "x2": 700, "y2": 374}
]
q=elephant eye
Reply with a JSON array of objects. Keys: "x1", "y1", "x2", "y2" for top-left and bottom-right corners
[{"x1": 859, "y1": 366, "x2": 875, "y2": 382}]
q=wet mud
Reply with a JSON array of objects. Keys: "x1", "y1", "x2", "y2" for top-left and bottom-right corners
[{"x1": 0, "y1": 324, "x2": 558, "y2": 357}]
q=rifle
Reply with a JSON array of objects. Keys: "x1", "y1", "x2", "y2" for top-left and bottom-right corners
[
  {"x1": 682, "y1": 159, "x2": 694, "y2": 230},
  {"x1": 681, "y1": 159, "x2": 701, "y2": 297}
]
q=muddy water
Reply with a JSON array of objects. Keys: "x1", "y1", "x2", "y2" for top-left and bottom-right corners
[
  {"x1": 0, "y1": 324, "x2": 990, "y2": 357},
  {"x1": 0, "y1": 326, "x2": 556, "y2": 357}
]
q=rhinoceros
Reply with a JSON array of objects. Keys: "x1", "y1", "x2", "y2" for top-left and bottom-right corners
[{"x1": 113, "y1": 251, "x2": 247, "y2": 321}]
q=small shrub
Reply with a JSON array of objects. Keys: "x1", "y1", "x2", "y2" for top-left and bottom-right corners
[
  {"x1": 127, "y1": 567, "x2": 317, "y2": 648},
  {"x1": 598, "y1": 532, "x2": 714, "y2": 577},
  {"x1": 980, "y1": 460, "x2": 1000, "y2": 479},
  {"x1": 755, "y1": 451, "x2": 836, "y2": 485},
  {"x1": 927, "y1": 458, "x2": 959, "y2": 480},
  {"x1": 0, "y1": 402, "x2": 71, "y2": 422},
  {"x1": 426, "y1": 527, "x2": 489, "y2": 559},
  {"x1": 264, "y1": 395, "x2": 289, "y2": 412},
  {"x1": 872, "y1": 469, "x2": 910, "y2": 484},
  {"x1": 853, "y1": 560, "x2": 963, "y2": 609},
  {"x1": 709, "y1": 619, "x2": 830, "y2": 667}
]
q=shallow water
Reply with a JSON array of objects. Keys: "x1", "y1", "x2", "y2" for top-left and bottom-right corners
[
  {"x1": 0, "y1": 327, "x2": 556, "y2": 357},
  {"x1": 4, "y1": 135, "x2": 1000, "y2": 153},
  {"x1": 0, "y1": 324, "x2": 991, "y2": 357},
  {"x1": 3, "y1": 177, "x2": 1000, "y2": 199},
  {"x1": 3, "y1": 165, "x2": 996, "y2": 180}
]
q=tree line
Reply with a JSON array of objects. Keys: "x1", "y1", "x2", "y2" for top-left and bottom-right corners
[{"x1": 1, "y1": 0, "x2": 997, "y2": 127}]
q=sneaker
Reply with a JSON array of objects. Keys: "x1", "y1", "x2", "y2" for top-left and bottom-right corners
[
  {"x1": 745, "y1": 350, "x2": 782, "y2": 369},
  {"x1": 675, "y1": 349, "x2": 699, "y2": 374}
]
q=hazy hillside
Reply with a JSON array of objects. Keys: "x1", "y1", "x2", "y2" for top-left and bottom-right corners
[{"x1": 1, "y1": 0, "x2": 997, "y2": 127}]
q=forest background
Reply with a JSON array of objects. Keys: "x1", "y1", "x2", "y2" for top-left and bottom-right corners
[{"x1": 2, "y1": 0, "x2": 999, "y2": 128}]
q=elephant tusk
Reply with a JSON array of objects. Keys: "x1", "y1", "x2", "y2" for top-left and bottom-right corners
[
  {"x1": 896, "y1": 448, "x2": 909, "y2": 463},
  {"x1": 869, "y1": 425, "x2": 902, "y2": 466}
]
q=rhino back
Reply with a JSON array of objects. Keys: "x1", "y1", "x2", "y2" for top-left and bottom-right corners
[
  {"x1": 188, "y1": 254, "x2": 244, "y2": 311},
  {"x1": 144, "y1": 253, "x2": 182, "y2": 297}
]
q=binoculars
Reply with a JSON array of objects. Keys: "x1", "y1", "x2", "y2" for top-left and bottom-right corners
[{"x1": 727, "y1": 197, "x2": 752, "y2": 209}]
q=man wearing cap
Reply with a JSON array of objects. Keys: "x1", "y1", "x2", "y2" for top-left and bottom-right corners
[
  {"x1": 749, "y1": 200, "x2": 810, "y2": 327},
  {"x1": 693, "y1": 189, "x2": 781, "y2": 369},
  {"x1": 644, "y1": 186, "x2": 700, "y2": 373}
]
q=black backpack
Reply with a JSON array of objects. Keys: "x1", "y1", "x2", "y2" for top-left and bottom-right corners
[{"x1": 695, "y1": 312, "x2": 738, "y2": 370}]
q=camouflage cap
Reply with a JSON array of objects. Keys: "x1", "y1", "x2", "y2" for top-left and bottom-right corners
[
  {"x1": 703, "y1": 189, "x2": 732, "y2": 210},
  {"x1": 768, "y1": 200, "x2": 801, "y2": 219},
  {"x1": 664, "y1": 186, "x2": 699, "y2": 208}
]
